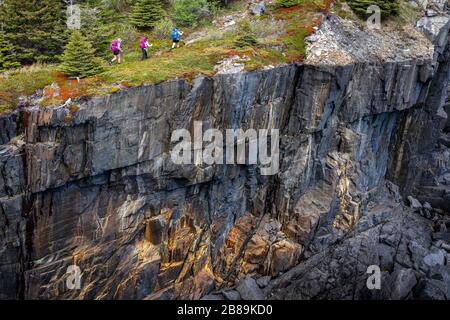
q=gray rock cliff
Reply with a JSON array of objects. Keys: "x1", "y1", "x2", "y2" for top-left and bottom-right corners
[{"x1": 1, "y1": 14, "x2": 450, "y2": 300}]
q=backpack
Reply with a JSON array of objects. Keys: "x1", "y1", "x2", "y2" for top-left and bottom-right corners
[
  {"x1": 171, "y1": 29, "x2": 179, "y2": 41},
  {"x1": 139, "y1": 37, "x2": 147, "y2": 49},
  {"x1": 111, "y1": 40, "x2": 119, "y2": 52}
]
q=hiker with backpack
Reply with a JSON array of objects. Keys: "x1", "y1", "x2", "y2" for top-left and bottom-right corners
[
  {"x1": 110, "y1": 38, "x2": 122, "y2": 65},
  {"x1": 139, "y1": 36, "x2": 153, "y2": 60},
  {"x1": 171, "y1": 28, "x2": 183, "y2": 49}
]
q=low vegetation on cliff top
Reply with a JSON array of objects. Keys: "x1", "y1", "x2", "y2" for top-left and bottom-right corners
[{"x1": 0, "y1": 0, "x2": 402, "y2": 114}]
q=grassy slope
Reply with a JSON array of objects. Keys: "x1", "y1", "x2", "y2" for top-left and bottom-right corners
[
  {"x1": 0, "y1": 0, "x2": 332, "y2": 115},
  {"x1": 0, "y1": 65, "x2": 55, "y2": 113}
]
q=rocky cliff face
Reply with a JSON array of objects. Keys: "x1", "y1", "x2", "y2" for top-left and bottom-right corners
[{"x1": 1, "y1": 13, "x2": 450, "y2": 300}]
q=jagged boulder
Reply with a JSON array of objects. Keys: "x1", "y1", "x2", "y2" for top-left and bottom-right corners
[
  {"x1": 382, "y1": 269, "x2": 417, "y2": 300},
  {"x1": 423, "y1": 250, "x2": 446, "y2": 268},
  {"x1": 416, "y1": 15, "x2": 450, "y2": 50}
]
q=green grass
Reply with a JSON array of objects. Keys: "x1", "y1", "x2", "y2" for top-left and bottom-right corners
[
  {"x1": 392, "y1": 0, "x2": 422, "y2": 29},
  {"x1": 332, "y1": 0, "x2": 421, "y2": 28},
  {"x1": 101, "y1": 32, "x2": 288, "y2": 83},
  {"x1": 332, "y1": 0, "x2": 354, "y2": 19},
  {"x1": 102, "y1": 43, "x2": 222, "y2": 86},
  {"x1": 272, "y1": 0, "x2": 331, "y2": 62},
  {"x1": 0, "y1": 65, "x2": 55, "y2": 114},
  {"x1": 346, "y1": 0, "x2": 400, "y2": 18}
]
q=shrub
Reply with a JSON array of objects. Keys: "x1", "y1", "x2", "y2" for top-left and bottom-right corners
[
  {"x1": 81, "y1": 7, "x2": 116, "y2": 60},
  {"x1": 275, "y1": 0, "x2": 300, "y2": 8},
  {"x1": 0, "y1": 0, "x2": 67, "y2": 64},
  {"x1": 58, "y1": 31, "x2": 104, "y2": 79},
  {"x1": 172, "y1": 0, "x2": 211, "y2": 27},
  {"x1": 234, "y1": 21, "x2": 258, "y2": 48},
  {"x1": 347, "y1": 0, "x2": 400, "y2": 18},
  {"x1": 152, "y1": 17, "x2": 175, "y2": 40},
  {"x1": 0, "y1": 34, "x2": 20, "y2": 73},
  {"x1": 102, "y1": 0, "x2": 139, "y2": 12},
  {"x1": 204, "y1": 28, "x2": 226, "y2": 42},
  {"x1": 250, "y1": 19, "x2": 284, "y2": 39}
]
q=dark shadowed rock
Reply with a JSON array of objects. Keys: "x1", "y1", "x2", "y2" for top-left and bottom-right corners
[
  {"x1": 222, "y1": 290, "x2": 241, "y2": 300},
  {"x1": 382, "y1": 269, "x2": 417, "y2": 300},
  {"x1": 236, "y1": 277, "x2": 265, "y2": 300},
  {"x1": 201, "y1": 294, "x2": 224, "y2": 300},
  {"x1": 256, "y1": 276, "x2": 271, "y2": 288}
]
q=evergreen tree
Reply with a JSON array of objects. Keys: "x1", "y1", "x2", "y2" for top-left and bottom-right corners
[
  {"x1": 81, "y1": 6, "x2": 116, "y2": 59},
  {"x1": 347, "y1": 0, "x2": 400, "y2": 18},
  {"x1": 173, "y1": 0, "x2": 210, "y2": 27},
  {"x1": 0, "y1": 0, "x2": 67, "y2": 64},
  {"x1": 275, "y1": 0, "x2": 299, "y2": 8},
  {"x1": 58, "y1": 31, "x2": 104, "y2": 78},
  {"x1": 130, "y1": 0, "x2": 165, "y2": 30},
  {"x1": 234, "y1": 21, "x2": 258, "y2": 48},
  {"x1": 0, "y1": 34, "x2": 20, "y2": 73}
]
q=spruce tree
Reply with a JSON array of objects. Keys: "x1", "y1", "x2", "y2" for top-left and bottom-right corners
[
  {"x1": 347, "y1": 0, "x2": 400, "y2": 18},
  {"x1": 81, "y1": 6, "x2": 116, "y2": 60},
  {"x1": 275, "y1": 0, "x2": 299, "y2": 8},
  {"x1": 0, "y1": 34, "x2": 20, "y2": 73},
  {"x1": 58, "y1": 31, "x2": 104, "y2": 78},
  {"x1": 130, "y1": 0, "x2": 165, "y2": 30},
  {"x1": 0, "y1": 0, "x2": 67, "y2": 64},
  {"x1": 234, "y1": 21, "x2": 258, "y2": 48}
]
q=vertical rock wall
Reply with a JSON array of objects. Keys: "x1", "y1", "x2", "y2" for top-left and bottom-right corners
[{"x1": 0, "y1": 19, "x2": 449, "y2": 300}]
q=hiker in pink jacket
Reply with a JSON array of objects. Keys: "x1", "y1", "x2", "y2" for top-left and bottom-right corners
[
  {"x1": 139, "y1": 36, "x2": 153, "y2": 61},
  {"x1": 110, "y1": 38, "x2": 122, "y2": 65}
]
